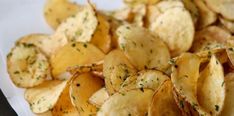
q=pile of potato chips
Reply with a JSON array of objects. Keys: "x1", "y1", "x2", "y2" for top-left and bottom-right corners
[{"x1": 6, "y1": 0, "x2": 234, "y2": 115}]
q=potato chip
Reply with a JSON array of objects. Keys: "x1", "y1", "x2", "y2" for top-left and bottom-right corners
[
  {"x1": 7, "y1": 43, "x2": 49, "y2": 88},
  {"x1": 148, "y1": 80, "x2": 181, "y2": 116},
  {"x1": 24, "y1": 80, "x2": 67, "y2": 113},
  {"x1": 219, "y1": 17, "x2": 234, "y2": 34},
  {"x1": 194, "y1": 0, "x2": 217, "y2": 29},
  {"x1": 89, "y1": 87, "x2": 110, "y2": 108},
  {"x1": 136, "y1": 70, "x2": 169, "y2": 90},
  {"x1": 197, "y1": 55, "x2": 225, "y2": 115},
  {"x1": 204, "y1": 0, "x2": 234, "y2": 21},
  {"x1": 191, "y1": 26, "x2": 231, "y2": 52},
  {"x1": 196, "y1": 49, "x2": 228, "y2": 64},
  {"x1": 130, "y1": 4, "x2": 146, "y2": 27},
  {"x1": 54, "y1": 4, "x2": 98, "y2": 43},
  {"x1": 51, "y1": 42, "x2": 104, "y2": 78},
  {"x1": 171, "y1": 53, "x2": 207, "y2": 115},
  {"x1": 103, "y1": 49, "x2": 137, "y2": 95},
  {"x1": 146, "y1": 0, "x2": 184, "y2": 28},
  {"x1": 110, "y1": 7, "x2": 132, "y2": 21},
  {"x1": 44, "y1": 0, "x2": 80, "y2": 29},
  {"x1": 97, "y1": 89, "x2": 154, "y2": 116},
  {"x1": 70, "y1": 73, "x2": 104, "y2": 115},
  {"x1": 220, "y1": 72, "x2": 234, "y2": 116},
  {"x1": 150, "y1": 7, "x2": 194, "y2": 56},
  {"x1": 91, "y1": 13, "x2": 112, "y2": 53},
  {"x1": 117, "y1": 24, "x2": 170, "y2": 71},
  {"x1": 52, "y1": 83, "x2": 78, "y2": 116}
]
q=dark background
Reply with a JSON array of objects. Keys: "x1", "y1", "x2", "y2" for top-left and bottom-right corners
[{"x1": 0, "y1": 90, "x2": 17, "y2": 116}]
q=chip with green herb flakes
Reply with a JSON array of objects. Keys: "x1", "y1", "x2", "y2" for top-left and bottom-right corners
[
  {"x1": 117, "y1": 24, "x2": 170, "y2": 71},
  {"x1": 103, "y1": 50, "x2": 137, "y2": 95},
  {"x1": 70, "y1": 73, "x2": 104, "y2": 115},
  {"x1": 7, "y1": 43, "x2": 49, "y2": 88},
  {"x1": 25, "y1": 80, "x2": 68, "y2": 113},
  {"x1": 54, "y1": 4, "x2": 98, "y2": 43},
  {"x1": 197, "y1": 55, "x2": 225, "y2": 115},
  {"x1": 97, "y1": 89, "x2": 153, "y2": 116}
]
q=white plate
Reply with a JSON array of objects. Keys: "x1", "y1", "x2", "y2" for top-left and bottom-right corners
[{"x1": 0, "y1": 0, "x2": 123, "y2": 115}]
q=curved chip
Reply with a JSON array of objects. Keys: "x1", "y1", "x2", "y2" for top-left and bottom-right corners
[
  {"x1": 136, "y1": 70, "x2": 169, "y2": 90},
  {"x1": 226, "y1": 38, "x2": 234, "y2": 68},
  {"x1": 220, "y1": 72, "x2": 234, "y2": 116},
  {"x1": 97, "y1": 89, "x2": 154, "y2": 116},
  {"x1": 219, "y1": 17, "x2": 234, "y2": 34},
  {"x1": 24, "y1": 80, "x2": 67, "y2": 113},
  {"x1": 191, "y1": 26, "x2": 231, "y2": 52},
  {"x1": 91, "y1": 13, "x2": 112, "y2": 53},
  {"x1": 148, "y1": 80, "x2": 181, "y2": 116},
  {"x1": 54, "y1": 4, "x2": 98, "y2": 43},
  {"x1": 89, "y1": 87, "x2": 110, "y2": 108},
  {"x1": 197, "y1": 55, "x2": 225, "y2": 115},
  {"x1": 204, "y1": 0, "x2": 234, "y2": 21},
  {"x1": 150, "y1": 7, "x2": 194, "y2": 56},
  {"x1": 117, "y1": 24, "x2": 170, "y2": 71},
  {"x1": 171, "y1": 53, "x2": 207, "y2": 115},
  {"x1": 7, "y1": 43, "x2": 49, "y2": 88},
  {"x1": 194, "y1": 0, "x2": 217, "y2": 29},
  {"x1": 70, "y1": 73, "x2": 104, "y2": 115},
  {"x1": 44, "y1": 0, "x2": 80, "y2": 29},
  {"x1": 103, "y1": 49, "x2": 137, "y2": 95},
  {"x1": 51, "y1": 42, "x2": 105, "y2": 79},
  {"x1": 52, "y1": 83, "x2": 78, "y2": 115}
]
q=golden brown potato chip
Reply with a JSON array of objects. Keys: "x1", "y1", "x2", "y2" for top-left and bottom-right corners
[
  {"x1": 171, "y1": 53, "x2": 207, "y2": 115},
  {"x1": 136, "y1": 70, "x2": 169, "y2": 90},
  {"x1": 103, "y1": 49, "x2": 137, "y2": 95},
  {"x1": 117, "y1": 24, "x2": 170, "y2": 71},
  {"x1": 204, "y1": 0, "x2": 234, "y2": 21},
  {"x1": 54, "y1": 4, "x2": 98, "y2": 43},
  {"x1": 196, "y1": 49, "x2": 228, "y2": 64},
  {"x1": 219, "y1": 17, "x2": 234, "y2": 34},
  {"x1": 91, "y1": 13, "x2": 112, "y2": 53},
  {"x1": 52, "y1": 83, "x2": 78, "y2": 116},
  {"x1": 97, "y1": 89, "x2": 154, "y2": 116},
  {"x1": 51, "y1": 42, "x2": 105, "y2": 79},
  {"x1": 44, "y1": 0, "x2": 80, "y2": 29},
  {"x1": 148, "y1": 80, "x2": 181, "y2": 116},
  {"x1": 24, "y1": 80, "x2": 67, "y2": 113},
  {"x1": 220, "y1": 72, "x2": 234, "y2": 116},
  {"x1": 131, "y1": 4, "x2": 146, "y2": 27},
  {"x1": 197, "y1": 55, "x2": 225, "y2": 115},
  {"x1": 89, "y1": 87, "x2": 110, "y2": 108},
  {"x1": 7, "y1": 43, "x2": 49, "y2": 88},
  {"x1": 194, "y1": 0, "x2": 217, "y2": 29},
  {"x1": 70, "y1": 73, "x2": 104, "y2": 115},
  {"x1": 191, "y1": 26, "x2": 231, "y2": 52},
  {"x1": 150, "y1": 7, "x2": 194, "y2": 56}
]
